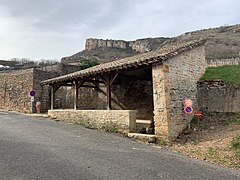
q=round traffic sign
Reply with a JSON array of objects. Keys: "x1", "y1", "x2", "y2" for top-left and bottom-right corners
[
  {"x1": 29, "y1": 90, "x2": 36, "y2": 97},
  {"x1": 184, "y1": 106, "x2": 193, "y2": 114},
  {"x1": 183, "y1": 98, "x2": 193, "y2": 107}
]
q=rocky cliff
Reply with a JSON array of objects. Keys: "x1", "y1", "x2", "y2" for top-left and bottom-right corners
[
  {"x1": 62, "y1": 37, "x2": 169, "y2": 63},
  {"x1": 85, "y1": 37, "x2": 168, "y2": 53}
]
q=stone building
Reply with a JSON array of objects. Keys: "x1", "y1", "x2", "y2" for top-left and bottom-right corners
[
  {"x1": 42, "y1": 40, "x2": 207, "y2": 140},
  {"x1": 0, "y1": 64, "x2": 82, "y2": 113},
  {"x1": 0, "y1": 68, "x2": 56, "y2": 113}
]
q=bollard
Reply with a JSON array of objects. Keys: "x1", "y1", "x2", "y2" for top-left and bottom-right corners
[{"x1": 36, "y1": 101, "x2": 41, "y2": 113}]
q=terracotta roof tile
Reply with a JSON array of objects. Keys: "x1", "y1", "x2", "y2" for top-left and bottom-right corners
[{"x1": 41, "y1": 39, "x2": 206, "y2": 85}]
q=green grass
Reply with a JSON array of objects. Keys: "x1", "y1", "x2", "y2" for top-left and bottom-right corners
[
  {"x1": 201, "y1": 65, "x2": 240, "y2": 86},
  {"x1": 231, "y1": 136, "x2": 240, "y2": 150}
]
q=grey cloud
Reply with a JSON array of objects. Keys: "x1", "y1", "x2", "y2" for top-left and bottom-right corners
[{"x1": 0, "y1": 0, "x2": 239, "y2": 60}]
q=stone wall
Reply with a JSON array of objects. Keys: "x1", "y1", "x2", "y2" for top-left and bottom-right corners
[
  {"x1": 33, "y1": 69, "x2": 60, "y2": 112},
  {"x1": 0, "y1": 63, "x2": 83, "y2": 113},
  {"x1": 0, "y1": 68, "x2": 69, "y2": 113},
  {"x1": 152, "y1": 46, "x2": 207, "y2": 139},
  {"x1": 207, "y1": 58, "x2": 240, "y2": 67},
  {"x1": 197, "y1": 80, "x2": 240, "y2": 112},
  {"x1": 0, "y1": 69, "x2": 34, "y2": 112},
  {"x1": 111, "y1": 79, "x2": 153, "y2": 120},
  {"x1": 48, "y1": 109, "x2": 137, "y2": 133},
  {"x1": 36, "y1": 63, "x2": 82, "y2": 75}
]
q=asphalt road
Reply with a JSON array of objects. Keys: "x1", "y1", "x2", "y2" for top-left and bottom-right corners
[{"x1": 0, "y1": 110, "x2": 239, "y2": 180}]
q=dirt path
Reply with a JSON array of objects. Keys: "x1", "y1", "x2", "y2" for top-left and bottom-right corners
[{"x1": 171, "y1": 113, "x2": 240, "y2": 170}]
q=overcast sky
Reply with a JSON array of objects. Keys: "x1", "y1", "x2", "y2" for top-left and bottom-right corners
[{"x1": 0, "y1": 0, "x2": 239, "y2": 61}]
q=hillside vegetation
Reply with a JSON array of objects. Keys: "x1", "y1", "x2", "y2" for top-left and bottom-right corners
[
  {"x1": 62, "y1": 24, "x2": 240, "y2": 64},
  {"x1": 165, "y1": 24, "x2": 240, "y2": 60},
  {"x1": 62, "y1": 47, "x2": 139, "y2": 63}
]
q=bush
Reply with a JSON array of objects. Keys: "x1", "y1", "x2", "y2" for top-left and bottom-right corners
[
  {"x1": 79, "y1": 59, "x2": 99, "y2": 69},
  {"x1": 231, "y1": 136, "x2": 240, "y2": 149}
]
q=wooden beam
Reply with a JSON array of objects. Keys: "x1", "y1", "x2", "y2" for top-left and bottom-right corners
[
  {"x1": 84, "y1": 79, "x2": 104, "y2": 84},
  {"x1": 81, "y1": 85, "x2": 98, "y2": 88},
  {"x1": 57, "y1": 83, "x2": 73, "y2": 87},
  {"x1": 110, "y1": 74, "x2": 118, "y2": 85},
  {"x1": 101, "y1": 73, "x2": 118, "y2": 110},
  {"x1": 53, "y1": 85, "x2": 61, "y2": 93}
]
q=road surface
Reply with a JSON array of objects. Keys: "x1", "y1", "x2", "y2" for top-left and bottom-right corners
[{"x1": 0, "y1": 110, "x2": 239, "y2": 180}]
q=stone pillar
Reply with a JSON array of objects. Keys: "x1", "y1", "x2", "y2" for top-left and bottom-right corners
[{"x1": 152, "y1": 64, "x2": 170, "y2": 138}]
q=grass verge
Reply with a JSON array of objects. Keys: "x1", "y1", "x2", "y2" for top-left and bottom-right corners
[{"x1": 200, "y1": 65, "x2": 240, "y2": 86}]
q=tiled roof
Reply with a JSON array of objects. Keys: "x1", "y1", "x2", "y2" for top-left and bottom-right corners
[{"x1": 41, "y1": 39, "x2": 206, "y2": 85}]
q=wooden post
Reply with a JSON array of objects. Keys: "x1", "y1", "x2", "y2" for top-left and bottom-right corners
[
  {"x1": 73, "y1": 80, "x2": 84, "y2": 110},
  {"x1": 106, "y1": 76, "x2": 111, "y2": 110},
  {"x1": 50, "y1": 85, "x2": 60, "y2": 110},
  {"x1": 74, "y1": 81, "x2": 78, "y2": 110},
  {"x1": 50, "y1": 85, "x2": 54, "y2": 110},
  {"x1": 102, "y1": 73, "x2": 118, "y2": 110}
]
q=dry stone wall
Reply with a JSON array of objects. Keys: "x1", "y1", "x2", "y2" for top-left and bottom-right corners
[
  {"x1": 48, "y1": 109, "x2": 137, "y2": 133},
  {"x1": 32, "y1": 69, "x2": 60, "y2": 112},
  {"x1": 111, "y1": 79, "x2": 153, "y2": 120},
  {"x1": 0, "y1": 68, "x2": 60, "y2": 113},
  {"x1": 207, "y1": 58, "x2": 240, "y2": 67},
  {"x1": 0, "y1": 63, "x2": 83, "y2": 113},
  {"x1": 0, "y1": 69, "x2": 34, "y2": 112},
  {"x1": 197, "y1": 80, "x2": 240, "y2": 112}
]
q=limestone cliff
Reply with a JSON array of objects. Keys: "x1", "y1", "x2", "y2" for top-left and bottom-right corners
[
  {"x1": 61, "y1": 37, "x2": 169, "y2": 64},
  {"x1": 85, "y1": 37, "x2": 168, "y2": 53}
]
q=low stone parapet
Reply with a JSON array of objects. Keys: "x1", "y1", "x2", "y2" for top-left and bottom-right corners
[{"x1": 48, "y1": 109, "x2": 137, "y2": 134}]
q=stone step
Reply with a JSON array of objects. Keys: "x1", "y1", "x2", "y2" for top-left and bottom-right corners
[
  {"x1": 136, "y1": 119, "x2": 152, "y2": 124},
  {"x1": 128, "y1": 133, "x2": 156, "y2": 143},
  {"x1": 136, "y1": 119, "x2": 153, "y2": 134}
]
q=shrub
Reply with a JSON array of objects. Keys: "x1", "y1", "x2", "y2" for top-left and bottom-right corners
[
  {"x1": 231, "y1": 136, "x2": 240, "y2": 149},
  {"x1": 79, "y1": 59, "x2": 99, "y2": 69}
]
